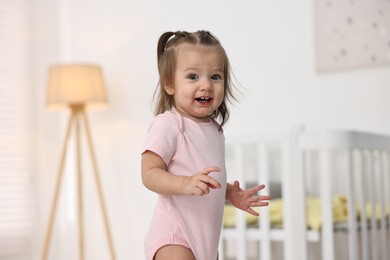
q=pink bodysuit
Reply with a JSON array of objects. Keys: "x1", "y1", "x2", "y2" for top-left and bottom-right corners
[{"x1": 143, "y1": 110, "x2": 227, "y2": 260}]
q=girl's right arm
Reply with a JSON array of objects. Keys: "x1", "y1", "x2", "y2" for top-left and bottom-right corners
[{"x1": 141, "y1": 150, "x2": 222, "y2": 196}]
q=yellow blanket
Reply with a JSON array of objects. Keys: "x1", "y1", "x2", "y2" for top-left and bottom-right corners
[{"x1": 223, "y1": 195, "x2": 390, "y2": 231}]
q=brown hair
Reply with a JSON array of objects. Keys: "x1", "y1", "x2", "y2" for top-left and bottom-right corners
[{"x1": 154, "y1": 30, "x2": 238, "y2": 129}]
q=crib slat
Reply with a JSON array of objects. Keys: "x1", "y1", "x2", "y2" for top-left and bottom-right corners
[
  {"x1": 282, "y1": 129, "x2": 307, "y2": 260},
  {"x1": 258, "y1": 144, "x2": 271, "y2": 260},
  {"x1": 359, "y1": 150, "x2": 369, "y2": 260},
  {"x1": 378, "y1": 152, "x2": 388, "y2": 260},
  {"x1": 385, "y1": 153, "x2": 390, "y2": 260},
  {"x1": 370, "y1": 152, "x2": 379, "y2": 260},
  {"x1": 235, "y1": 144, "x2": 247, "y2": 260},
  {"x1": 319, "y1": 150, "x2": 334, "y2": 260},
  {"x1": 347, "y1": 149, "x2": 358, "y2": 260}
]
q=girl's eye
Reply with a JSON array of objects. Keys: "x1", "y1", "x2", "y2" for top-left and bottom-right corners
[
  {"x1": 211, "y1": 74, "x2": 222, "y2": 80},
  {"x1": 188, "y1": 74, "x2": 198, "y2": 80}
]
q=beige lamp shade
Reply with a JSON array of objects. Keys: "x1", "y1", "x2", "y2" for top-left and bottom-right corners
[{"x1": 47, "y1": 64, "x2": 107, "y2": 110}]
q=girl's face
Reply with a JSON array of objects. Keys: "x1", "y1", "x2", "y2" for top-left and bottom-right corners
[{"x1": 164, "y1": 43, "x2": 225, "y2": 123}]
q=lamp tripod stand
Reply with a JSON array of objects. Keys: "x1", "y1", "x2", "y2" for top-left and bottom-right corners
[{"x1": 41, "y1": 104, "x2": 116, "y2": 260}]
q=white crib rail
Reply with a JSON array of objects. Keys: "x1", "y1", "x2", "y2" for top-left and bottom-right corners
[
  {"x1": 222, "y1": 129, "x2": 390, "y2": 260},
  {"x1": 301, "y1": 130, "x2": 390, "y2": 260},
  {"x1": 222, "y1": 128, "x2": 308, "y2": 260}
]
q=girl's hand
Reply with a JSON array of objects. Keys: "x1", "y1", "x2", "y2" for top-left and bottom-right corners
[
  {"x1": 227, "y1": 181, "x2": 270, "y2": 216},
  {"x1": 182, "y1": 166, "x2": 222, "y2": 196}
]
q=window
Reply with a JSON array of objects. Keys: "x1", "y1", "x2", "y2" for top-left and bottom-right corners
[{"x1": 0, "y1": 1, "x2": 37, "y2": 259}]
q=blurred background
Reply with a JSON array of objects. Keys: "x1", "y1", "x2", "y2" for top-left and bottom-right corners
[{"x1": 1, "y1": 0, "x2": 390, "y2": 259}]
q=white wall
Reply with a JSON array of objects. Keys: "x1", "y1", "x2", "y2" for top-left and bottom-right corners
[{"x1": 32, "y1": 0, "x2": 390, "y2": 259}]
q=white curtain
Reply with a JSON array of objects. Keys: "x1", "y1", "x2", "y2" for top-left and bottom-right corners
[{"x1": 0, "y1": 1, "x2": 37, "y2": 259}]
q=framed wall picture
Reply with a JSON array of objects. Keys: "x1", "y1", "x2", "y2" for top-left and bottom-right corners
[{"x1": 315, "y1": 0, "x2": 390, "y2": 71}]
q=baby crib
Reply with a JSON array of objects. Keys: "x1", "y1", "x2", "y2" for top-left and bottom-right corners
[{"x1": 220, "y1": 127, "x2": 390, "y2": 260}]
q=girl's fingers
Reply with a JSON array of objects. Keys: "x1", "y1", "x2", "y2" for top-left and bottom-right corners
[
  {"x1": 246, "y1": 208, "x2": 259, "y2": 216},
  {"x1": 199, "y1": 167, "x2": 221, "y2": 189},
  {"x1": 248, "y1": 195, "x2": 271, "y2": 209},
  {"x1": 250, "y1": 195, "x2": 271, "y2": 203},
  {"x1": 251, "y1": 201, "x2": 269, "y2": 207},
  {"x1": 248, "y1": 184, "x2": 265, "y2": 193},
  {"x1": 201, "y1": 174, "x2": 221, "y2": 189},
  {"x1": 196, "y1": 182, "x2": 211, "y2": 195},
  {"x1": 186, "y1": 167, "x2": 222, "y2": 195},
  {"x1": 196, "y1": 187, "x2": 209, "y2": 196},
  {"x1": 207, "y1": 183, "x2": 218, "y2": 189},
  {"x1": 201, "y1": 166, "x2": 221, "y2": 175}
]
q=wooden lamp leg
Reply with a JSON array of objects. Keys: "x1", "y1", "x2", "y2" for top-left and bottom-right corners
[
  {"x1": 81, "y1": 110, "x2": 116, "y2": 260},
  {"x1": 41, "y1": 112, "x2": 75, "y2": 260},
  {"x1": 41, "y1": 106, "x2": 116, "y2": 260},
  {"x1": 75, "y1": 113, "x2": 85, "y2": 260}
]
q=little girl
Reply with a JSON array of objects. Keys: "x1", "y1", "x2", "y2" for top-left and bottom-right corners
[{"x1": 142, "y1": 30, "x2": 270, "y2": 260}]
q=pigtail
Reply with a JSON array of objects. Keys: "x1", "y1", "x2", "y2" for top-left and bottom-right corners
[{"x1": 157, "y1": 32, "x2": 175, "y2": 63}]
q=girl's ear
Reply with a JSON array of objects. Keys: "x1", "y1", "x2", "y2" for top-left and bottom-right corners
[{"x1": 164, "y1": 84, "x2": 175, "y2": 95}]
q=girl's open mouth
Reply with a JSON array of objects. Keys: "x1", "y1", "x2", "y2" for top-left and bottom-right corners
[{"x1": 194, "y1": 97, "x2": 213, "y2": 103}]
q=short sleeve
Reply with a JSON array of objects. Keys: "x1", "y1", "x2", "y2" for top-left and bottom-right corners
[{"x1": 142, "y1": 113, "x2": 181, "y2": 166}]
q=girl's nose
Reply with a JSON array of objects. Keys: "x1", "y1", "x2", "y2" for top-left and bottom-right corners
[{"x1": 200, "y1": 78, "x2": 212, "y2": 91}]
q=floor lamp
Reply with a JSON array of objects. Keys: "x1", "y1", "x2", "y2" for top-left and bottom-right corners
[{"x1": 41, "y1": 64, "x2": 116, "y2": 260}]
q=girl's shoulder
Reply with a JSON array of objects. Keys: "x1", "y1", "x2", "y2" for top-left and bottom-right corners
[{"x1": 151, "y1": 110, "x2": 184, "y2": 132}]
